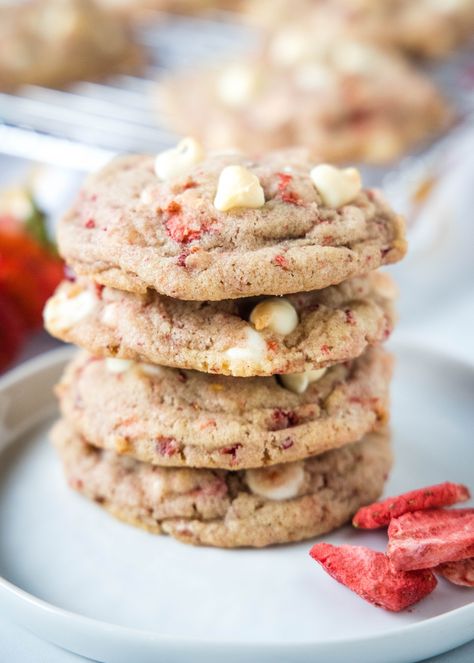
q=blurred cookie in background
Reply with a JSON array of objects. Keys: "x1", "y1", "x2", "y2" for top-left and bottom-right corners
[
  {"x1": 158, "y1": 40, "x2": 452, "y2": 164},
  {"x1": 0, "y1": 0, "x2": 142, "y2": 91},
  {"x1": 96, "y1": 0, "x2": 241, "y2": 17},
  {"x1": 244, "y1": 0, "x2": 474, "y2": 59}
]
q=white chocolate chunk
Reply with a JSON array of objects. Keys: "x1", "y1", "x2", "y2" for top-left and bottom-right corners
[
  {"x1": 101, "y1": 302, "x2": 120, "y2": 328},
  {"x1": 246, "y1": 462, "x2": 305, "y2": 500},
  {"x1": 371, "y1": 272, "x2": 399, "y2": 300},
  {"x1": 154, "y1": 137, "x2": 204, "y2": 181},
  {"x1": 43, "y1": 288, "x2": 97, "y2": 331},
  {"x1": 216, "y1": 63, "x2": 261, "y2": 107},
  {"x1": 250, "y1": 298, "x2": 298, "y2": 336},
  {"x1": 310, "y1": 164, "x2": 361, "y2": 208},
  {"x1": 105, "y1": 358, "x2": 134, "y2": 374},
  {"x1": 225, "y1": 328, "x2": 267, "y2": 368},
  {"x1": 294, "y1": 63, "x2": 333, "y2": 91},
  {"x1": 139, "y1": 363, "x2": 165, "y2": 377},
  {"x1": 142, "y1": 473, "x2": 165, "y2": 502},
  {"x1": 332, "y1": 42, "x2": 382, "y2": 75},
  {"x1": 280, "y1": 368, "x2": 327, "y2": 394},
  {"x1": 214, "y1": 165, "x2": 265, "y2": 212},
  {"x1": 269, "y1": 28, "x2": 309, "y2": 66}
]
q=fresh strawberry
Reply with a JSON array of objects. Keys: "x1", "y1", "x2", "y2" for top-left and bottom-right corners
[
  {"x1": 309, "y1": 543, "x2": 437, "y2": 611},
  {"x1": 0, "y1": 202, "x2": 63, "y2": 330},
  {"x1": 0, "y1": 292, "x2": 27, "y2": 372},
  {"x1": 388, "y1": 509, "x2": 474, "y2": 571},
  {"x1": 435, "y1": 558, "x2": 474, "y2": 587},
  {"x1": 353, "y1": 482, "x2": 471, "y2": 529}
]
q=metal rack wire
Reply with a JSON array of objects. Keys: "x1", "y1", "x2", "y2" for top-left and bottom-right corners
[{"x1": 0, "y1": 11, "x2": 253, "y2": 170}]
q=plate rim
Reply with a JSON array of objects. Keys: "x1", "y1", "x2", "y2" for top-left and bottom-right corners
[{"x1": 0, "y1": 342, "x2": 473, "y2": 657}]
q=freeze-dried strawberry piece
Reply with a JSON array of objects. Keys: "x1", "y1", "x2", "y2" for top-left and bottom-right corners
[
  {"x1": 353, "y1": 482, "x2": 471, "y2": 529},
  {"x1": 388, "y1": 509, "x2": 474, "y2": 571},
  {"x1": 436, "y1": 558, "x2": 474, "y2": 587},
  {"x1": 309, "y1": 543, "x2": 437, "y2": 612}
]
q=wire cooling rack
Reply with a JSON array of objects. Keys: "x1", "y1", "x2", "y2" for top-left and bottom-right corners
[
  {"x1": 0, "y1": 6, "x2": 472, "y2": 204},
  {"x1": 0, "y1": 11, "x2": 253, "y2": 171}
]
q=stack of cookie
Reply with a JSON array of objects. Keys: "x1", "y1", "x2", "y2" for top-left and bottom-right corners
[{"x1": 44, "y1": 138, "x2": 406, "y2": 548}]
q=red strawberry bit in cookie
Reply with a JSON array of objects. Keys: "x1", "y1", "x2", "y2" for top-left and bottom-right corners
[
  {"x1": 280, "y1": 437, "x2": 294, "y2": 450},
  {"x1": 176, "y1": 370, "x2": 188, "y2": 383},
  {"x1": 353, "y1": 482, "x2": 470, "y2": 529},
  {"x1": 156, "y1": 437, "x2": 179, "y2": 457},
  {"x1": 93, "y1": 283, "x2": 104, "y2": 299},
  {"x1": 320, "y1": 344, "x2": 331, "y2": 355},
  {"x1": 164, "y1": 203, "x2": 208, "y2": 244},
  {"x1": 266, "y1": 339, "x2": 279, "y2": 352},
  {"x1": 269, "y1": 408, "x2": 299, "y2": 431},
  {"x1": 273, "y1": 253, "x2": 289, "y2": 269},
  {"x1": 194, "y1": 478, "x2": 228, "y2": 499},
  {"x1": 345, "y1": 309, "x2": 356, "y2": 325},
  {"x1": 177, "y1": 251, "x2": 189, "y2": 267},
  {"x1": 309, "y1": 543, "x2": 437, "y2": 612},
  {"x1": 182, "y1": 179, "x2": 197, "y2": 191},
  {"x1": 220, "y1": 443, "x2": 242, "y2": 460},
  {"x1": 199, "y1": 419, "x2": 217, "y2": 430},
  {"x1": 276, "y1": 172, "x2": 300, "y2": 205},
  {"x1": 387, "y1": 508, "x2": 474, "y2": 571},
  {"x1": 435, "y1": 558, "x2": 474, "y2": 587},
  {"x1": 85, "y1": 219, "x2": 96, "y2": 229}
]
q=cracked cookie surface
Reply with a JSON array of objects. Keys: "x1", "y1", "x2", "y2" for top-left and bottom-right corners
[
  {"x1": 57, "y1": 150, "x2": 406, "y2": 300},
  {"x1": 45, "y1": 272, "x2": 396, "y2": 376},
  {"x1": 56, "y1": 346, "x2": 392, "y2": 470},
  {"x1": 52, "y1": 419, "x2": 392, "y2": 548}
]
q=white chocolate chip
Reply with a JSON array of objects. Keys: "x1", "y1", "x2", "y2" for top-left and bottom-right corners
[
  {"x1": 216, "y1": 63, "x2": 261, "y2": 108},
  {"x1": 140, "y1": 188, "x2": 154, "y2": 205},
  {"x1": 43, "y1": 287, "x2": 97, "y2": 331},
  {"x1": 105, "y1": 358, "x2": 134, "y2": 374},
  {"x1": 294, "y1": 63, "x2": 333, "y2": 91},
  {"x1": 280, "y1": 367, "x2": 327, "y2": 394},
  {"x1": 331, "y1": 42, "x2": 382, "y2": 75},
  {"x1": 269, "y1": 28, "x2": 309, "y2": 66},
  {"x1": 139, "y1": 363, "x2": 165, "y2": 377},
  {"x1": 101, "y1": 302, "x2": 120, "y2": 328},
  {"x1": 225, "y1": 328, "x2": 267, "y2": 368},
  {"x1": 142, "y1": 472, "x2": 165, "y2": 502},
  {"x1": 250, "y1": 298, "x2": 298, "y2": 336},
  {"x1": 371, "y1": 272, "x2": 399, "y2": 300},
  {"x1": 154, "y1": 137, "x2": 204, "y2": 181},
  {"x1": 310, "y1": 164, "x2": 361, "y2": 208},
  {"x1": 245, "y1": 462, "x2": 305, "y2": 500},
  {"x1": 214, "y1": 165, "x2": 265, "y2": 212}
]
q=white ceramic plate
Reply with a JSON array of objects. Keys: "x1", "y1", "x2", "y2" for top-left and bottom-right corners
[{"x1": 0, "y1": 344, "x2": 472, "y2": 663}]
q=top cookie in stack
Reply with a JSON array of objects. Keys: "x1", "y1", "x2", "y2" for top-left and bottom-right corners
[
  {"x1": 45, "y1": 139, "x2": 406, "y2": 547},
  {"x1": 47, "y1": 139, "x2": 405, "y2": 377}
]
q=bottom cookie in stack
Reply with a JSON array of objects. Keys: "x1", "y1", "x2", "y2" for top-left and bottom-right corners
[{"x1": 52, "y1": 420, "x2": 392, "y2": 548}]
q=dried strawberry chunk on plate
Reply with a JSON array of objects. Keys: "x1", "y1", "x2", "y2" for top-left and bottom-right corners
[
  {"x1": 353, "y1": 482, "x2": 470, "y2": 529},
  {"x1": 388, "y1": 509, "x2": 474, "y2": 571},
  {"x1": 435, "y1": 558, "x2": 474, "y2": 587},
  {"x1": 309, "y1": 543, "x2": 437, "y2": 612}
]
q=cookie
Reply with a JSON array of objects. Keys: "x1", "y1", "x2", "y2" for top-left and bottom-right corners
[
  {"x1": 52, "y1": 419, "x2": 392, "y2": 548},
  {"x1": 56, "y1": 346, "x2": 392, "y2": 469},
  {"x1": 158, "y1": 41, "x2": 451, "y2": 164},
  {"x1": 44, "y1": 271, "x2": 396, "y2": 376},
  {"x1": 245, "y1": 0, "x2": 474, "y2": 59},
  {"x1": 57, "y1": 149, "x2": 406, "y2": 300},
  {"x1": 0, "y1": 0, "x2": 142, "y2": 91}
]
